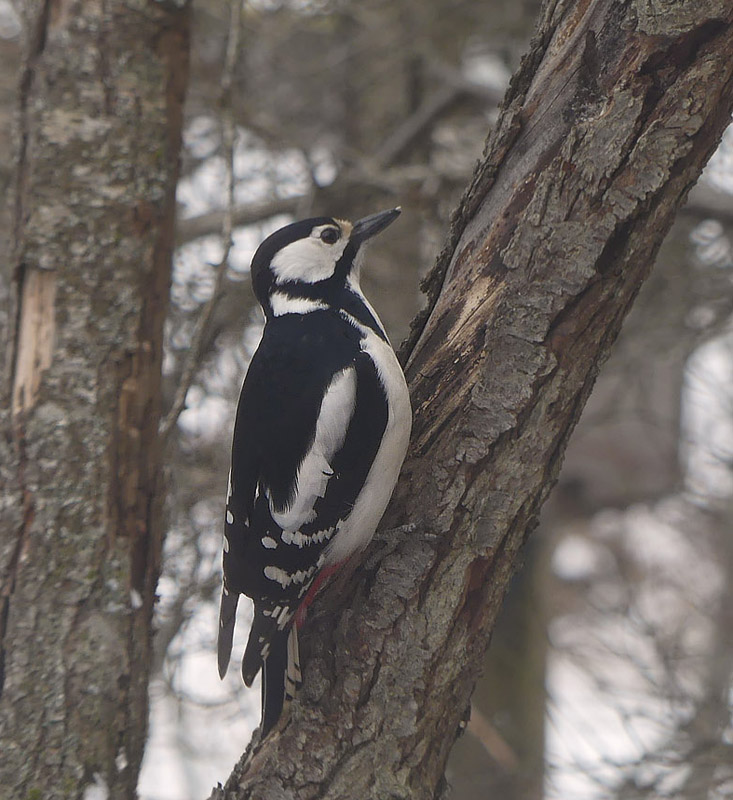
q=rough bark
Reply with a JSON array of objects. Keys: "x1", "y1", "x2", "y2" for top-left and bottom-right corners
[
  {"x1": 0, "y1": 1, "x2": 189, "y2": 798},
  {"x1": 213, "y1": 1, "x2": 733, "y2": 799}
]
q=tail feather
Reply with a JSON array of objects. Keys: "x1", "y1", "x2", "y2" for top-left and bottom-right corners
[
  {"x1": 241, "y1": 607, "x2": 269, "y2": 687},
  {"x1": 217, "y1": 588, "x2": 239, "y2": 679},
  {"x1": 286, "y1": 625, "x2": 301, "y2": 689},
  {"x1": 257, "y1": 625, "x2": 302, "y2": 738},
  {"x1": 260, "y1": 630, "x2": 288, "y2": 737}
]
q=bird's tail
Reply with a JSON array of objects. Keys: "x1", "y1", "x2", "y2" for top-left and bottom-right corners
[
  {"x1": 217, "y1": 588, "x2": 239, "y2": 679},
  {"x1": 258, "y1": 624, "x2": 302, "y2": 738}
]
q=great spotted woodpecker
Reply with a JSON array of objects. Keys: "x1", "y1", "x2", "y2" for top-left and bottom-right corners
[{"x1": 217, "y1": 208, "x2": 412, "y2": 737}]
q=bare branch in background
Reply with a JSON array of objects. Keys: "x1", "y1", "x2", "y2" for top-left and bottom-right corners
[
  {"x1": 372, "y1": 84, "x2": 464, "y2": 168},
  {"x1": 210, "y1": 2, "x2": 733, "y2": 797},
  {"x1": 160, "y1": 0, "x2": 244, "y2": 446},
  {"x1": 683, "y1": 182, "x2": 733, "y2": 224},
  {"x1": 176, "y1": 197, "x2": 301, "y2": 246}
]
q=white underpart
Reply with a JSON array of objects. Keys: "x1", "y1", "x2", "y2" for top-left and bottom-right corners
[
  {"x1": 270, "y1": 224, "x2": 349, "y2": 284},
  {"x1": 270, "y1": 292, "x2": 328, "y2": 316},
  {"x1": 326, "y1": 300, "x2": 411, "y2": 565},
  {"x1": 270, "y1": 366, "x2": 356, "y2": 530}
]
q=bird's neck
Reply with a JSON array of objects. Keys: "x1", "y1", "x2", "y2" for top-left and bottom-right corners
[{"x1": 266, "y1": 278, "x2": 388, "y2": 342}]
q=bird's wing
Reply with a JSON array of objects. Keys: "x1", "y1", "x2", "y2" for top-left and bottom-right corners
[
  {"x1": 226, "y1": 313, "x2": 362, "y2": 551},
  {"x1": 238, "y1": 346, "x2": 389, "y2": 691},
  {"x1": 219, "y1": 314, "x2": 369, "y2": 659}
]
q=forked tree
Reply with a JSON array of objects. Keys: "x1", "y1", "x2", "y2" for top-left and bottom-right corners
[{"x1": 0, "y1": 1, "x2": 732, "y2": 799}]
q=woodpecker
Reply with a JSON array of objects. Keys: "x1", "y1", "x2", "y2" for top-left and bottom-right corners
[{"x1": 217, "y1": 208, "x2": 412, "y2": 737}]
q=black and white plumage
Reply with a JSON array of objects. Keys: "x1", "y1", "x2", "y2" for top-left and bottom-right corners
[{"x1": 217, "y1": 208, "x2": 412, "y2": 737}]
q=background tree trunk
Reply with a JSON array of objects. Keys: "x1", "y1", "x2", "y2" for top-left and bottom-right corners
[
  {"x1": 213, "y1": 1, "x2": 733, "y2": 798},
  {"x1": 0, "y1": 1, "x2": 189, "y2": 797}
]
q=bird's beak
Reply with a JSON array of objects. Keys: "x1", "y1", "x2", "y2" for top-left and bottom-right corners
[{"x1": 351, "y1": 207, "x2": 401, "y2": 245}]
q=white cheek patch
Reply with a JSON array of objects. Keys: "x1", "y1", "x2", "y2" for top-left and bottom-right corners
[{"x1": 270, "y1": 233, "x2": 348, "y2": 285}]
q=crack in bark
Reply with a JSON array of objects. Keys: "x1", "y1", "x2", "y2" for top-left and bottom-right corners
[
  {"x1": 0, "y1": 0, "x2": 57, "y2": 701},
  {"x1": 0, "y1": 1, "x2": 190, "y2": 795}
]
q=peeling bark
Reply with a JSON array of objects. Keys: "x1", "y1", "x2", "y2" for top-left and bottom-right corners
[
  {"x1": 214, "y1": 1, "x2": 733, "y2": 798},
  {"x1": 0, "y1": 1, "x2": 189, "y2": 798}
]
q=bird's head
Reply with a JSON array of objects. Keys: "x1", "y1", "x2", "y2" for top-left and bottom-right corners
[{"x1": 249, "y1": 207, "x2": 400, "y2": 317}]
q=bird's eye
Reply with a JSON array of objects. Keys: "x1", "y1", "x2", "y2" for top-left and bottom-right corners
[{"x1": 320, "y1": 228, "x2": 340, "y2": 245}]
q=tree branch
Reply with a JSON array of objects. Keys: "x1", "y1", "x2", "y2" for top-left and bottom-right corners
[
  {"x1": 175, "y1": 73, "x2": 502, "y2": 248},
  {"x1": 683, "y1": 181, "x2": 733, "y2": 224},
  {"x1": 160, "y1": 0, "x2": 243, "y2": 445},
  {"x1": 213, "y1": 1, "x2": 733, "y2": 798},
  {"x1": 175, "y1": 197, "x2": 302, "y2": 247},
  {"x1": 0, "y1": 1, "x2": 190, "y2": 795}
]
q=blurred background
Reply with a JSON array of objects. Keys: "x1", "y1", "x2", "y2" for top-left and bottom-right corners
[{"x1": 1, "y1": 1, "x2": 732, "y2": 798}]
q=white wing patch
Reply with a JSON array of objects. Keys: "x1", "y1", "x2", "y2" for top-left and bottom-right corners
[{"x1": 270, "y1": 366, "x2": 356, "y2": 530}]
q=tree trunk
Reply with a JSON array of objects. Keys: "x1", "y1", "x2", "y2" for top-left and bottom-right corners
[
  {"x1": 0, "y1": 1, "x2": 189, "y2": 798},
  {"x1": 213, "y1": 1, "x2": 733, "y2": 798}
]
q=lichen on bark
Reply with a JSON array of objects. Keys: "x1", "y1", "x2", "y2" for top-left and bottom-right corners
[
  {"x1": 212, "y1": 1, "x2": 733, "y2": 798},
  {"x1": 0, "y1": 1, "x2": 189, "y2": 798}
]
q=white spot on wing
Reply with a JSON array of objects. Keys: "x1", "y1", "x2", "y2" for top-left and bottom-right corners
[
  {"x1": 226, "y1": 509, "x2": 234, "y2": 524},
  {"x1": 271, "y1": 367, "x2": 356, "y2": 530},
  {"x1": 281, "y1": 527, "x2": 334, "y2": 547},
  {"x1": 263, "y1": 564, "x2": 317, "y2": 587},
  {"x1": 264, "y1": 565, "x2": 291, "y2": 586},
  {"x1": 262, "y1": 536, "x2": 278, "y2": 549},
  {"x1": 223, "y1": 534, "x2": 230, "y2": 553}
]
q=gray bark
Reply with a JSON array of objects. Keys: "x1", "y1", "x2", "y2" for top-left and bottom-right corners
[
  {"x1": 0, "y1": 1, "x2": 189, "y2": 798},
  {"x1": 213, "y1": 1, "x2": 733, "y2": 798}
]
